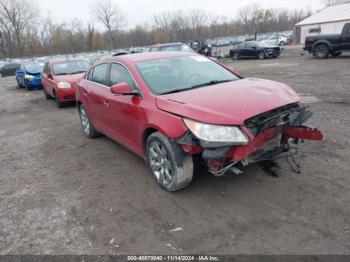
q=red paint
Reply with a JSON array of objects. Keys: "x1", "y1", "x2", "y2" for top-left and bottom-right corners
[
  {"x1": 76, "y1": 52, "x2": 322, "y2": 160},
  {"x1": 229, "y1": 126, "x2": 323, "y2": 161},
  {"x1": 41, "y1": 59, "x2": 87, "y2": 103}
]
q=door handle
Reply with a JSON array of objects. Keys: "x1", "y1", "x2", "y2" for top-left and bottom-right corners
[
  {"x1": 82, "y1": 91, "x2": 88, "y2": 97},
  {"x1": 103, "y1": 100, "x2": 110, "y2": 108}
]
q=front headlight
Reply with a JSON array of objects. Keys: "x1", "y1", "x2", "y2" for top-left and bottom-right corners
[
  {"x1": 24, "y1": 75, "x2": 34, "y2": 81},
  {"x1": 57, "y1": 82, "x2": 71, "y2": 89},
  {"x1": 183, "y1": 118, "x2": 248, "y2": 144}
]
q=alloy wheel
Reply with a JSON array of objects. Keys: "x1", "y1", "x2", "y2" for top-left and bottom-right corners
[
  {"x1": 149, "y1": 141, "x2": 174, "y2": 186},
  {"x1": 80, "y1": 106, "x2": 90, "y2": 136},
  {"x1": 315, "y1": 46, "x2": 328, "y2": 58}
]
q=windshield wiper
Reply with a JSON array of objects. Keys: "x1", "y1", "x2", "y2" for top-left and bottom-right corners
[
  {"x1": 189, "y1": 79, "x2": 234, "y2": 89},
  {"x1": 70, "y1": 70, "x2": 87, "y2": 74},
  {"x1": 161, "y1": 79, "x2": 235, "y2": 95}
]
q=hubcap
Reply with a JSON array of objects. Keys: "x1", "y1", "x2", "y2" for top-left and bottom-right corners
[
  {"x1": 149, "y1": 141, "x2": 173, "y2": 185},
  {"x1": 80, "y1": 107, "x2": 90, "y2": 135}
]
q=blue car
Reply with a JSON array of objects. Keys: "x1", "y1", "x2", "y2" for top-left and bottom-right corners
[{"x1": 16, "y1": 63, "x2": 44, "y2": 90}]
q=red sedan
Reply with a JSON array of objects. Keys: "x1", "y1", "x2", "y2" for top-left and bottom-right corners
[
  {"x1": 42, "y1": 59, "x2": 90, "y2": 107},
  {"x1": 76, "y1": 52, "x2": 323, "y2": 191}
]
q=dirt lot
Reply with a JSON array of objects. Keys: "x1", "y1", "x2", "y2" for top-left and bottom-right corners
[{"x1": 1, "y1": 46, "x2": 350, "y2": 255}]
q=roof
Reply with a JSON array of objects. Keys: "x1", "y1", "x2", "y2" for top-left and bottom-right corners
[
  {"x1": 296, "y1": 3, "x2": 350, "y2": 26},
  {"x1": 48, "y1": 58, "x2": 88, "y2": 64},
  {"x1": 103, "y1": 51, "x2": 195, "y2": 63},
  {"x1": 150, "y1": 42, "x2": 184, "y2": 47}
]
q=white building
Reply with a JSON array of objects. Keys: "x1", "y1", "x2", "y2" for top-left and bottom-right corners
[{"x1": 295, "y1": 0, "x2": 350, "y2": 44}]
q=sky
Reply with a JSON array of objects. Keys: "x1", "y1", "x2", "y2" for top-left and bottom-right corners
[{"x1": 38, "y1": 0, "x2": 324, "y2": 29}]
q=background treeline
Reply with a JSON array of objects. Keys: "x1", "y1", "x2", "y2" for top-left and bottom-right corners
[{"x1": 0, "y1": 0, "x2": 312, "y2": 58}]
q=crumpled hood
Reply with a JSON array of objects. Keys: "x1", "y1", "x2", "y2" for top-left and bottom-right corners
[
  {"x1": 25, "y1": 70, "x2": 42, "y2": 75},
  {"x1": 155, "y1": 78, "x2": 300, "y2": 125},
  {"x1": 54, "y1": 73, "x2": 85, "y2": 85}
]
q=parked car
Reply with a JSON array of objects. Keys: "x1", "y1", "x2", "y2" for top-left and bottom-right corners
[
  {"x1": 149, "y1": 43, "x2": 194, "y2": 52},
  {"x1": 75, "y1": 52, "x2": 323, "y2": 192},
  {"x1": 230, "y1": 41, "x2": 281, "y2": 60},
  {"x1": 304, "y1": 23, "x2": 350, "y2": 59},
  {"x1": 261, "y1": 36, "x2": 287, "y2": 46},
  {"x1": 41, "y1": 59, "x2": 90, "y2": 107},
  {"x1": 190, "y1": 40, "x2": 213, "y2": 56},
  {"x1": 0, "y1": 63, "x2": 21, "y2": 77},
  {"x1": 16, "y1": 62, "x2": 44, "y2": 90}
]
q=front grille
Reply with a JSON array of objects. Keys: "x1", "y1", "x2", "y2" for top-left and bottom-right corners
[{"x1": 244, "y1": 103, "x2": 311, "y2": 136}]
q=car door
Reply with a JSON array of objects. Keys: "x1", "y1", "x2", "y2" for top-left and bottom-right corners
[
  {"x1": 104, "y1": 62, "x2": 143, "y2": 152},
  {"x1": 245, "y1": 42, "x2": 257, "y2": 57},
  {"x1": 236, "y1": 43, "x2": 246, "y2": 57},
  {"x1": 340, "y1": 24, "x2": 350, "y2": 50},
  {"x1": 84, "y1": 63, "x2": 110, "y2": 132},
  {"x1": 42, "y1": 63, "x2": 54, "y2": 95}
]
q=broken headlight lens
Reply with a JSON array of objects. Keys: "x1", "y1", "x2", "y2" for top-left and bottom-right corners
[
  {"x1": 183, "y1": 118, "x2": 248, "y2": 144},
  {"x1": 24, "y1": 75, "x2": 34, "y2": 81}
]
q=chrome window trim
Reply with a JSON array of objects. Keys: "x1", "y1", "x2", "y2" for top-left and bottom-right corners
[
  {"x1": 109, "y1": 62, "x2": 143, "y2": 97},
  {"x1": 86, "y1": 61, "x2": 143, "y2": 98}
]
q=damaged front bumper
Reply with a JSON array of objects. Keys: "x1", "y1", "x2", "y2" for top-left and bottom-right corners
[{"x1": 176, "y1": 103, "x2": 323, "y2": 175}]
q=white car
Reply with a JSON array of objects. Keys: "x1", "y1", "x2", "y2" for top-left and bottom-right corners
[{"x1": 261, "y1": 36, "x2": 287, "y2": 46}]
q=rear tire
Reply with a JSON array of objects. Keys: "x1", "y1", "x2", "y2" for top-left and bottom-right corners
[
  {"x1": 313, "y1": 44, "x2": 329, "y2": 59},
  {"x1": 146, "y1": 132, "x2": 193, "y2": 192},
  {"x1": 78, "y1": 104, "x2": 100, "y2": 138},
  {"x1": 232, "y1": 52, "x2": 240, "y2": 60}
]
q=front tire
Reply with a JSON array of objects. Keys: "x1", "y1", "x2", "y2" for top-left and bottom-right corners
[
  {"x1": 313, "y1": 44, "x2": 329, "y2": 59},
  {"x1": 43, "y1": 88, "x2": 51, "y2": 99},
  {"x1": 258, "y1": 51, "x2": 265, "y2": 60},
  {"x1": 146, "y1": 132, "x2": 193, "y2": 192},
  {"x1": 54, "y1": 92, "x2": 64, "y2": 108},
  {"x1": 16, "y1": 79, "x2": 23, "y2": 88},
  {"x1": 232, "y1": 52, "x2": 240, "y2": 60},
  {"x1": 79, "y1": 104, "x2": 100, "y2": 138}
]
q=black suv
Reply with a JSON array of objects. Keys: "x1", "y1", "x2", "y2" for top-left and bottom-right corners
[{"x1": 304, "y1": 23, "x2": 350, "y2": 59}]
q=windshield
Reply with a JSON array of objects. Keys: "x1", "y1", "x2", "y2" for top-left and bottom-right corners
[
  {"x1": 53, "y1": 60, "x2": 90, "y2": 75},
  {"x1": 160, "y1": 44, "x2": 193, "y2": 52},
  {"x1": 24, "y1": 63, "x2": 44, "y2": 73},
  {"x1": 136, "y1": 55, "x2": 239, "y2": 95}
]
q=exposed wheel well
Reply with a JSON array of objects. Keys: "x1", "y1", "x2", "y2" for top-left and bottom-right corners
[
  {"x1": 143, "y1": 128, "x2": 158, "y2": 152},
  {"x1": 314, "y1": 42, "x2": 330, "y2": 50}
]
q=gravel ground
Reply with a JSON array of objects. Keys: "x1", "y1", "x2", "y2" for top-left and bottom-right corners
[{"x1": 0, "y1": 46, "x2": 350, "y2": 255}]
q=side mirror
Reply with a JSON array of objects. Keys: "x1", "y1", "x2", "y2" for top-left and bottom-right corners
[
  {"x1": 252, "y1": 46, "x2": 257, "y2": 49},
  {"x1": 110, "y1": 82, "x2": 136, "y2": 96}
]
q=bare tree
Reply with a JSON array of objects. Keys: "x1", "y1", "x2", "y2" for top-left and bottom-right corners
[
  {"x1": 90, "y1": 0, "x2": 126, "y2": 48},
  {"x1": 322, "y1": 0, "x2": 336, "y2": 6},
  {"x1": 0, "y1": 0, "x2": 39, "y2": 56}
]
